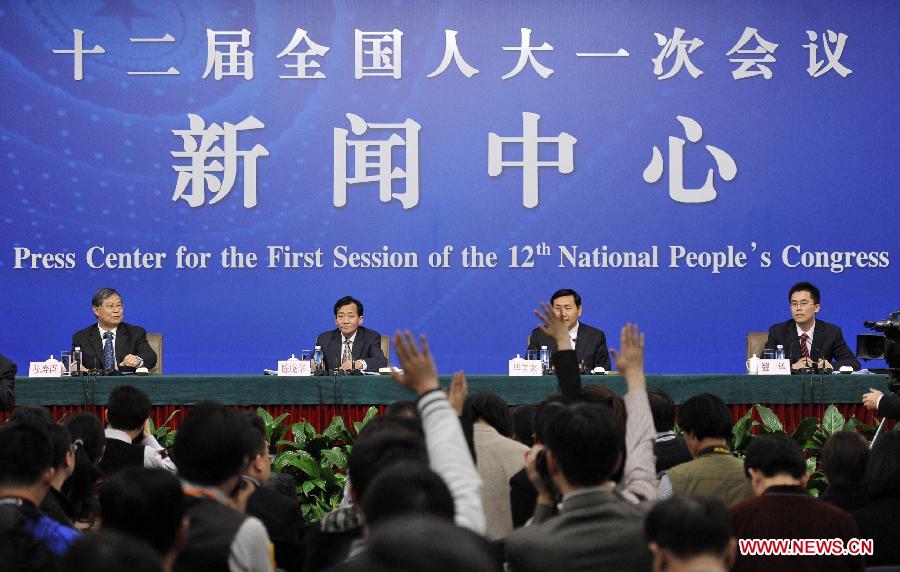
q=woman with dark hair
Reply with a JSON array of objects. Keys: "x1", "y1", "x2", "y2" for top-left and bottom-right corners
[
  {"x1": 854, "y1": 432, "x2": 900, "y2": 567},
  {"x1": 61, "y1": 412, "x2": 106, "y2": 529},
  {"x1": 820, "y1": 430, "x2": 868, "y2": 512}
]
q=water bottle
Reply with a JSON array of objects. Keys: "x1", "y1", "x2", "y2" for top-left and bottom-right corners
[
  {"x1": 775, "y1": 345, "x2": 785, "y2": 360},
  {"x1": 313, "y1": 345, "x2": 323, "y2": 376},
  {"x1": 539, "y1": 345, "x2": 550, "y2": 374},
  {"x1": 71, "y1": 346, "x2": 83, "y2": 376}
]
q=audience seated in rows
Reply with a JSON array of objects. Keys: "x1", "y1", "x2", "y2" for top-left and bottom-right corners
[
  {"x1": 730, "y1": 434, "x2": 862, "y2": 572},
  {"x1": 658, "y1": 393, "x2": 753, "y2": 505},
  {"x1": 61, "y1": 412, "x2": 105, "y2": 528},
  {"x1": 40, "y1": 424, "x2": 76, "y2": 528}
]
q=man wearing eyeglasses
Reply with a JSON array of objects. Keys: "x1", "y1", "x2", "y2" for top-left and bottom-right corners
[
  {"x1": 764, "y1": 282, "x2": 860, "y2": 371},
  {"x1": 71, "y1": 288, "x2": 157, "y2": 373}
]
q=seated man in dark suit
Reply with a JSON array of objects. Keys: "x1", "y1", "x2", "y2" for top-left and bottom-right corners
[
  {"x1": 71, "y1": 288, "x2": 157, "y2": 373},
  {"x1": 315, "y1": 296, "x2": 387, "y2": 373},
  {"x1": 528, "y1": 288, "x2": 610, "y2": 371},
  {"x1": 0, "y1": 353, "x2": 16, "y2": 411},
  {"x1": 764, "y1": 281, "x2": 860, "y2": 371}
]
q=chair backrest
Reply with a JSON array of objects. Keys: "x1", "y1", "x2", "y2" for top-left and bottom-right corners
[
  {"x1": 746, "y1": 331, "x2": 768, "y2": 360},
  {"x1": 147, "y1": 332, "x2": 163, "y2": 374},
  {"x1": 380, "y1": 335, "x2": 390, "y2": 366}
]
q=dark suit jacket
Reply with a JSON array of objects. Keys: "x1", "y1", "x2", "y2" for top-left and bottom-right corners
[
  {"x1": 764, "y1": 319, "x2": 860, "y2": 370},
  {"x1": 854, "y1": 496, "x2": 900, "y2": 567},
  {"x1": 71, "y1": 322, "x2": 158, "y2": 373},
  {"x1": 0, "y1": 353, "x2": 16, "y2": 411},
  {"x1": 877, "y1": 394, "x2": 900, "y2": 419},
  {"x1": 314, "y1": 326, "x2": 387, "y2": 372},
  {"x1": 529, "y1": 323, "x2": 610, "y2": 371},
  {"x1": 505, "y1": 488, "x2": 652, "y2": 572}
]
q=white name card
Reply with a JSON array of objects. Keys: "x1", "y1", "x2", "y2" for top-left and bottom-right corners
[
  {"x1": 29, "y1": 359, "x2": 63, "y2": 378},
  {"x1": 509, "y1": 358, "x2": 542, "y2": 376},
  {"x1": 756, "y1": 359, "x2": 791, "y2": 375},
  {"x1": 277, "y1": 358, "x2": 311, "y2": 377}
]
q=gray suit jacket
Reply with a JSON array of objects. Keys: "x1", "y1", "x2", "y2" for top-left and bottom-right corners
[{"x1": 505, "y1": 488, "x2": 652, "y2": 572}]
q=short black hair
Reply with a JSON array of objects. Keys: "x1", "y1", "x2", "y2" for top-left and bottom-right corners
[
  {"x1": 243, "y1": 411, "x2": 267, "y2": 458},
  {"x1": 645, "y1": 496, "x2": 733, "y2": 558},
  {"x1": 544, "y1": 403, "x2": 624, "y2": 486},
  {"x1": 533, "y1": 398, "x2": 566, "y2": 445},
  {"x1": 173, "y1": 401, "x2": 252, "y2": 486},
  {"x1": 361, "y1": 462, "x2": 454, "y2": 528},
  {"x1": 579, "y1": 384, "x2": 627, "y2": 426},
  {"x1": 648, "y1": 389, "x2": 676, "y2": 432},
  {"x1": 107, "y1": 385, "x2": 152, "y2": 431},
  {"x1": 100, "y1": 467, "x2": 185, "y2": 555},
  {"x1": 0, "y1": 422, "x2": 52, "y2": 487},
  {"x1": 385, "y1": 400, "x2": 418, "y2": 419},
  {"x1": 463, "y1": 393, "x2": 513, "y2": 438},
  {"x1": 9, "y1": 406, "x2": 54, "y2": 426},
  {"x1": 511, "y1": 405, "x2": 536, "y2": 448},
  {"x1": 92, "y1": 288, "x2": 121, "y2": 308},
  {"x1": 744, "y1": 434, "x2": 806, "y2": 479},
  {"x1": 864, "y1": 432, "x2": 900, "y2": 501},
  {"x1": 62, "y1": 530, "x2": 162, "y2": 572},
  {"x1": 47, "y1": 423, "x2": 73, "y2": 469},
  {"x1": 789, "y1": 282, "x2": 820, "y2": 305},
  {"x1": 678, "y1": 393, "x2": 733, "y2": 441},
  {"x1": 550, "y1": 288, "x2": 581, "y2": 307},
  {"x1": 822, "y1": 431, "x2": 869, "y2": 487},
  {"x1": 334, "y1": 295, "x2": 363, "y2": 316},
  {"x1": 61, "y1": 412, "x2": 106, "y2": 519},
  {"x1": 349, "y1": 427, "x2": 428, "y2": 498}
]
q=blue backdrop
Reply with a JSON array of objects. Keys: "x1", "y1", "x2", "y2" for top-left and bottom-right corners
[{"x1": 1, "y1": 1, "x2": 897, "y2": 374}]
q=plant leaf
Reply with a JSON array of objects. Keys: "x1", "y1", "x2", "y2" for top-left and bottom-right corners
[
  {"x1": 755, "y1": 404, "x2": 784, "y2": 433},
  {"x1": 730, "y1": 409, "x2": 754, "y2": 453},
  {"x1": 821, "y1": 405, "x2": 845, "y2": 436},
  {"x1": 323, "y1": 416, "x2": 347, "y2": 441},
  {"x1": 805, "y1": 456, "x2": 818, "y2": 475},
  {"x1": 321, "y1": 447, "x2": 349, "y2": 470},
  {"x1": 257, "y1": 407, "x2": 274, "y2": 425},
  {"x1": 301, "y1": 480, "x2": 316, "y2": 496},
  {"x1": 791, "y1": 417, "x2": 820, "y2": 446}
]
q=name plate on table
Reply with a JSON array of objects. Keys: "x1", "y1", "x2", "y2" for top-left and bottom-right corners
[
  {"x1": 509, "y1": 358, "x2": 542, "y2": 376},
  {"x1": 277, "y1": 359, "x2": 311, "y2": 376},
  {"x1": 756, "y1": 359, "x2": 791, "y2": 375},
  {"x1": 29, "y1": 360, "x2": 63, "y2": 378}
]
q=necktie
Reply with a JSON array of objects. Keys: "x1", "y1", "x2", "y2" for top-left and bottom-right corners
[
  {"x1": 103, "y1": 331, "x2": 115, "y2": 370},
  {"x1": 342, "y1": 339, "x2": 352, "y2": 366},
  {"x1": 799, "y1": 332, "x2": 810, "y2": 359}
]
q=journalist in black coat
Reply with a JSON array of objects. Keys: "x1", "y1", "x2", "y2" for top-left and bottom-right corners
[
  {"x1": 71, "y1": 288, "x2": 157, "y2": 373},
  {"x1": 764, "y1": 282, "x2": 860, "y2": 371},
  {"x1": 527, "y1": 288, "x2": 611, "y2": 371},
  {"x1": 314, "y1": 296, "x2": 387, "y2": 373}
]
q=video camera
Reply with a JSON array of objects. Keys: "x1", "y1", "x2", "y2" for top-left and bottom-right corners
[{"x1": 857, "y1": 310, "x2": 900, "y2": 380}]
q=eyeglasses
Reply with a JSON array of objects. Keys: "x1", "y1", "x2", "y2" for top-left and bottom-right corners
[{"x1": 790, "y1": 301, "x2": 813, "y2": 309}]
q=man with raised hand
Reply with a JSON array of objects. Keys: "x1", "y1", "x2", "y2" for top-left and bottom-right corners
[{"x1": 390, "y1": 331, "x2": 485, "y2": 535}]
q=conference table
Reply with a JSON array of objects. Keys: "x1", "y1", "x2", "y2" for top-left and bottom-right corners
[{"x1": 6, "y1": 373, "x2": 890, "y2": 433}]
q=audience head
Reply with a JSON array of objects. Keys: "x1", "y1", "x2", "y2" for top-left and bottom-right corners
[
  {"x1": 173, "y1": 401, "x2": 252, "y2": 488},
  {"x1": 361, "y1": 462, "x2": 454, "y2": 528},
  {"x1": 46, "y1": 423, "x2": 75, "y2": 483},
  {"x1": 62, "y1": 530, "x2": 162, "y2": 572},
  {"x1": 106, "y1": 385, "x2": 152, "y2": 432},
  {"x1": 744, "y1": 434, "x2": 807, "y2": 495},
  {"x1": 385, "y1": 400, "x2": 418, "y2": 419},
  {"x1": 532, "y1": 398, "x2": 566, "y2": 445},
  {"x1": 544, "y1": 403, "x2": 624, "y2": 491},
  {"x1": 100, "y1": 467, "x2": 186, "y2": 560},
  {"x1": 242, "y1": 411, "x2": 271, "y2": 485},
  {"x1": 61, "y1": 412, "x2": 106, "y2": 521},
  {"x1": 645, "y1": 496, "x2": 736, "y2": 572},
  {"x1": 648, "y1": 389, "x2": 677, "y2": 433},
  {"x1": 821, "y1": 430, "x2": 868, "y2": 487},
  {"x1": 579, "y1": 384, "x2": 627, "y2": 426},
  {"x1": 0, "y1": 422, "x2": 53, "y2": 498},
  {"x1": 463, "y1": 393, "x2": 513, "y2": 438},
  {"x1": 349, "y1": 420, "x2": 428, "y2": 501},
  {"x1": 511, "y1": 405, "x2": 536, "y2": 447},
  {"x1": 341, "y1": 515, "x2": 497, "y2": 572},
  {"x1": 8, "y1": 405, "x2": 53, "y2": 426},
  {"x1": 864, "y1": 432, "x2": 900, "y2": 501},
  {"x1": 678, "y1": 393, "x2": 732, "y2": 456}
]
